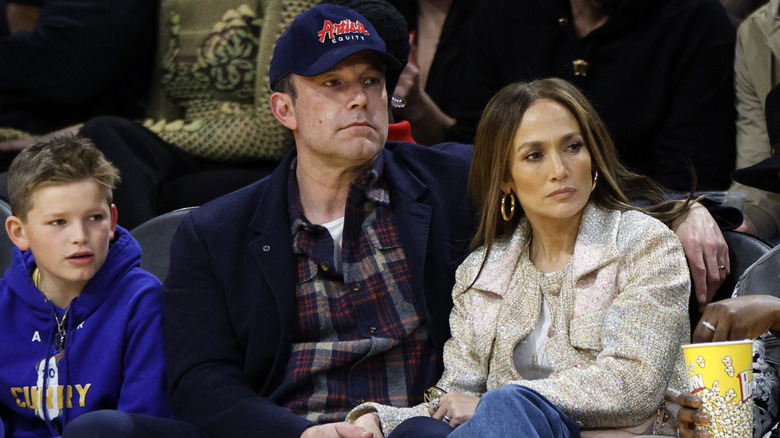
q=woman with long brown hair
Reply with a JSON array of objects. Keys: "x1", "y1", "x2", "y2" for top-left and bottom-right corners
[{"x1": 348, "y1": 78, "x2": 693, "y2": 437}]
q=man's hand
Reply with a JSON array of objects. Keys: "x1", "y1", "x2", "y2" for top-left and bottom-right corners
[
  {"x1": 428, "y1": 390, "x2": 479, "y2": 428},
  {"x1": 673, "y1": 203, "x2": 730, "y2": 311},
  {"x1": 351, "y1": 413, "x2": 382, "y2": 437},
  {"x1": 693, "y1": 295, "x2": 780, "y2": 343},
  {"x1": 676, "y1": 392, "x2": 711, "y2": 438},
  {"x1": 300, "y1": 422, "x2": 376, "y2": 438}
]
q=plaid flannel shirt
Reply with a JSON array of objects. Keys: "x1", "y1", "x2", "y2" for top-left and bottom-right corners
[{"x1": 278, "y1": 156, "x2": 438, "y2": 423}]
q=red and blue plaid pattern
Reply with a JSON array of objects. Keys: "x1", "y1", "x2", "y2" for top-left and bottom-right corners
[{"x1": 278, "y1": 157, "x2": 438, "y2": 423}]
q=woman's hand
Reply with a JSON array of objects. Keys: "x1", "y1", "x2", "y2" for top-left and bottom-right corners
[
  {"x1": 428, "y1": 390, "x2": 479, "y2": 427},
  {"x1": 693, "y1": 295, "x2": 780, "y2": 343},
  {"x1": 676, "y1": 392, "x2": 711, "y2": 438}
]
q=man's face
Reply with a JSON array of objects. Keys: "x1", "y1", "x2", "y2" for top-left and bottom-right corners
[{"x1": 281, "y1": 52, "x2": 389, "y2": 170}]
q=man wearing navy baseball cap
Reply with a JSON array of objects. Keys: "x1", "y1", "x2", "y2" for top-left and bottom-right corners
[
  {"x1": 156, "y1": 3, "x2": 474, "y2": 438},
  {"x1": 56, "y1": 4, "x2": 473, "y2": 438},
  {"x1": 268, "y1": 3, "x2": 402, "y2": 92}
]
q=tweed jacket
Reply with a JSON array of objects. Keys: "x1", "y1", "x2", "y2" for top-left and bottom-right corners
[
  {"x1": 349, "y1": 204, "x2": 690, "y2": 436},
  {"x1": 731, "y1": 0, "x2": 780, "y2": 240}
]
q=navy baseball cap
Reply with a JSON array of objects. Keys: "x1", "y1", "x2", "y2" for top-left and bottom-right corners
[{"x1": 269, "y1": 4, "x2": 401, "y2": 90}]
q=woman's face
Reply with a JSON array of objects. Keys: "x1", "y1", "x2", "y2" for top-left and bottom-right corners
[{"x1": 504, "y1": 99, "x2": 593, "y2": 226}]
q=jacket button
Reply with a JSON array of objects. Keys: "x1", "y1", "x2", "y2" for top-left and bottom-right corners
[
  {"x1": 369, "y1": 326, "x2": 378, "y2": 334},
  {"x1": 573, "y1": 59, "x2": 589, "y2": 76},
  {"x1": 320, "y1": 262, "x2": 330, "y2": 272},
  {"x1": 549, "y1": 284, "x2": 561, "y2": 296},
  {"x1": 351, "y1": 282, "x2": 361, "y2": 291}
]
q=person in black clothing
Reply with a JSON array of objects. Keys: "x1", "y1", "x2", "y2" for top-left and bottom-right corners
[
  {"x1": 386, "y1": 0, "x2": 479, "y2": 145},
  {"x1": 428, "y1": 0, "x2": 737, "y2": 193},
  {"x1": 0, "y1": 0, "x2": 157, "y2": 136},
  {"x1": 679, "y1": 80, "x2": 780, "y2": 438}
]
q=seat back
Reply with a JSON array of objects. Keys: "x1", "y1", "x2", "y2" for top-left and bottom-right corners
[
  {"x1": 131, "y1": 207, "x2": 197, "y2": 282},
  {"x1": 734, "y1": 244, "x2": 780, "y2": 298},
  {"x1": 0, "y1": 199, "x2": 13, "y2": 276},
  {"x1": 690, "y1": 230, "x2": 774, "y2": 326}
]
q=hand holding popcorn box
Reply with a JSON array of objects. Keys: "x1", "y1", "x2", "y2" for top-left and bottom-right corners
[{"x1": 682, "y1": 340, "x2": 753, "y2": 438}]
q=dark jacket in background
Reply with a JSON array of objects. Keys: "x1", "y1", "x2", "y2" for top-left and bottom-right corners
[
  {"x1": 446, "y1": 0, "x2": 737, "y2": 191},
  {"x1": 0, "y1": 0, "x2": 158, "y2": 134}
]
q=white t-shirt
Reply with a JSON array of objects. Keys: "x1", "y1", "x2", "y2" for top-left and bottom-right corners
[
  {"x1": 322, "y1": 217, "x2": 345, "y2": 272},
  {"x1": 513, "y1": 280, "x2": 553, "y2": 380}
]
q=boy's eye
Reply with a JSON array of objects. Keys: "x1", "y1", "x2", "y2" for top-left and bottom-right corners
[
  {"x1": 88, "y1": 214, "x2": 104, "y2": 221},
  {"x1": 49, "y1": 219, "x2": 66, "y2": 226},
  {"x1": 323, "y1": 78, "x2": 341, "y2": 87}
]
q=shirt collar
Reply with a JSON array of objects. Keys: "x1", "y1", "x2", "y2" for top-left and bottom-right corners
[{"x1": 287, "y1": 154, "x2": 389, "y2": 235}]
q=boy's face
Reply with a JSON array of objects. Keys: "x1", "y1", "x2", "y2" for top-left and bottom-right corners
[{"x1": 6, "y1": 179, "x2": 117, "y2": 296}]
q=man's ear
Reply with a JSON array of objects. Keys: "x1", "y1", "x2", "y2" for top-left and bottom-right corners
[
  {"x1": 270, "y1": 92, "x2": 298, "y2": 131},
  {"x1": 6, "y1": 216, "x2": 29, "y2": 251}
]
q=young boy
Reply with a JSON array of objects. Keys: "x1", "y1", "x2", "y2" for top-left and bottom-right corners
[{"x1": 0, "y1": 136, "x2": 171, "y2": 437}]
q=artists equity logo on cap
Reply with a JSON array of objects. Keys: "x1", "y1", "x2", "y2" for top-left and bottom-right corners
[{"x1": 317, "y1": 19, "x2": 370, "y2": 43}]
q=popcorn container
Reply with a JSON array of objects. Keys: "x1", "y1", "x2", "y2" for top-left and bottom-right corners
[{"x1": 682, "y1": 340, "x2": 753, "y2": 438}]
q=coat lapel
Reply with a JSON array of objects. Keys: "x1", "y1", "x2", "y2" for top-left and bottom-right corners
[
  {"x1": 382, "y1": 149, "x2": 432, "y2": 303},
  {"x1": 571, "y1": 204, "x2": 621, "y2": 281},
  {"x1": 474, "y1": 203, "x2": 620, "y2": 295}
]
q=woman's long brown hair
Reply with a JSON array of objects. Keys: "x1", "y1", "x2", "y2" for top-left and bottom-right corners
[{"x1": 468, "y1": 78, "x2": 696, "y2": 253}]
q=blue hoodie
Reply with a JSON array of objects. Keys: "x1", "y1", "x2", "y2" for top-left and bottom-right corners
[{"x1": 0, "y1": 226, "x2": 171, "y2": 437}]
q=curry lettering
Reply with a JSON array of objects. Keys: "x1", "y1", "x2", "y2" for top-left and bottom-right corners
[{"x1": 11, "y1": 384, "x2": 91, "y2": 412}]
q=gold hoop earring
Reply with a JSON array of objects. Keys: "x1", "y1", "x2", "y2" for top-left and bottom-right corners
[
  {"x1": 591, "y1": 170, "x2": 599, "y2": 191},
  {"x1": 501, "y1": 192, "x2": 515, "y2": 222}
]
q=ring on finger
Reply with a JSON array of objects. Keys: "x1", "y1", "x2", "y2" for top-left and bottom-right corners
[
  {"x1": 424, "y1": 386, "x2": 447, "y2": 403},
  {"x1": 718, "y1": 265, "x2": 727, "y2": 271},
  {"x1": 391, "y1": 95, "x2": 407, "y2": 109},
  {"x1": 442, "y1": 415, "x2": 451, "y2": 424},
  {"x1": 702, "y1": 320, "x2": 716, "y2": 331},
  {"x1": 429, "y1": 399, "x2": 439, "y2": 412}
]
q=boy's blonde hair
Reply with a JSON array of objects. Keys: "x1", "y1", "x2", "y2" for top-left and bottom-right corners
[{"x1": 8, "y1": 135, "x2": 120, "y2": 220}]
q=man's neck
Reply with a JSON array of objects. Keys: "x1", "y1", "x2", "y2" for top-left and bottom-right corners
[
  {"x1": 569, "y1": 0, "x2": 625, "y2": 37},
  {"x1": 295, "y1": 157, "x2": 367, "y2": 225}
]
